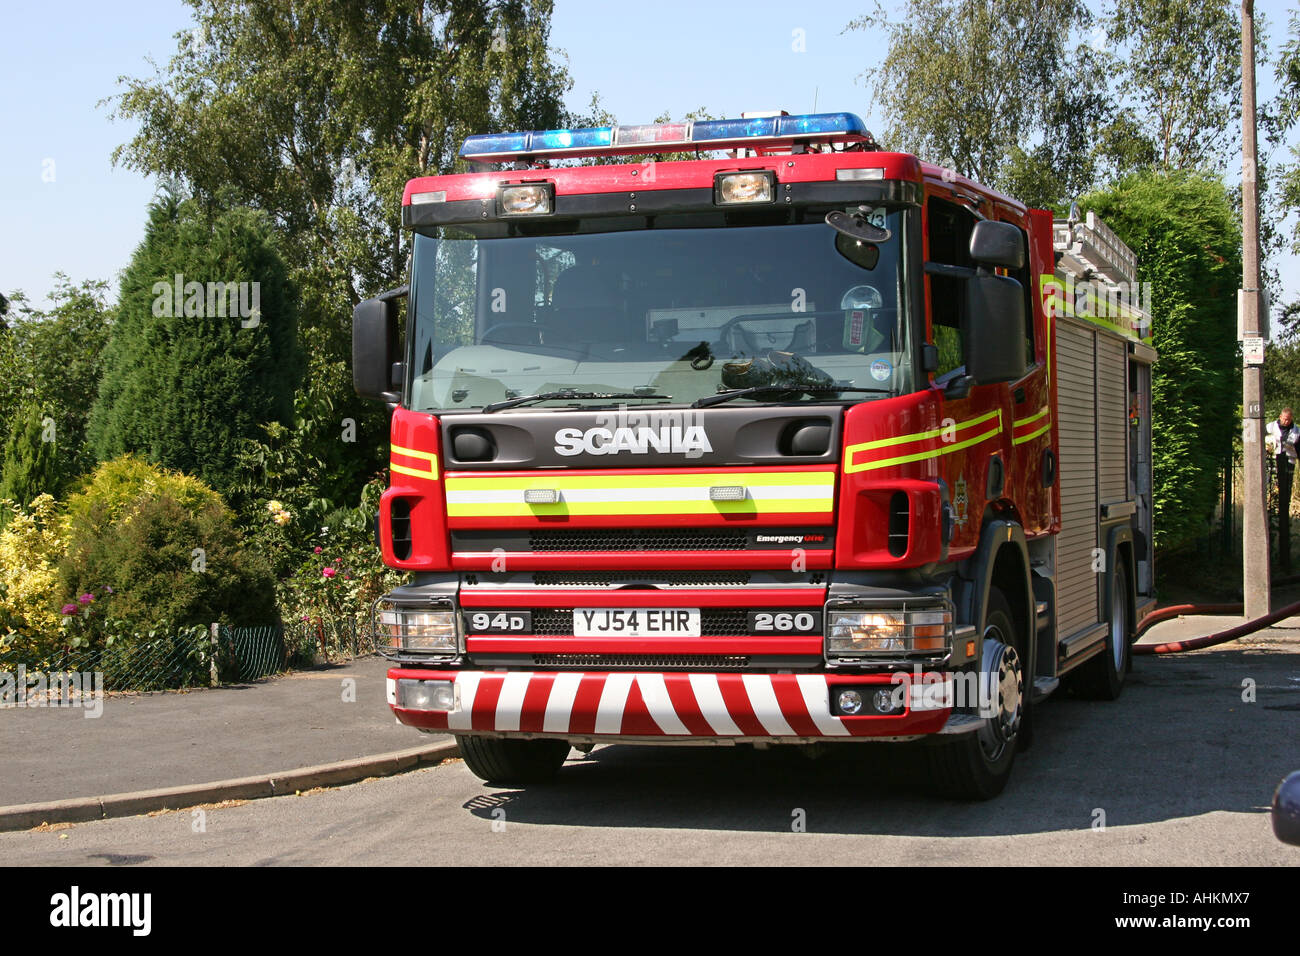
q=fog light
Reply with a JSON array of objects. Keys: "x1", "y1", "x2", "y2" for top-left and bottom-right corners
[
  {"x1": 396, "y1": 679, "x2": 456, "y2": 711},
  {"x1": 873, "y1": 687, "x2": 903, "y2": 714},
  {"x1": 837, "y1": 689, "x2": 864, "y2": 715}
]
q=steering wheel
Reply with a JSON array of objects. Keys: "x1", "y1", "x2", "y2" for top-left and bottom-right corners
[
  {"x1": 716, "y1": 315, "x2": 784, "y2": 355},
  {"x1": 481, "y1": 322, "x2": 543, "y2": 346}
]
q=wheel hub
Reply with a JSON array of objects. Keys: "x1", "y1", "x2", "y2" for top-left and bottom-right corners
[{"x1": 976, "y1": 635, "x2": 1023, "y2": 758}]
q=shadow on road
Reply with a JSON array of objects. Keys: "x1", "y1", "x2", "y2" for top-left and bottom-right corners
[{"x1": 460, "y1": 647, "x2": 1297, "y2": 837}]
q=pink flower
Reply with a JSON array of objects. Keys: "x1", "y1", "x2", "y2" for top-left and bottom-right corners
[
  {"x1": 78, "y1": 593, "x2": 94, "y2": 605},
  {"x1": 104, "y1": 585, "x2": 114, "y2": 595},
  {"x1": 61, "y1": 603, "x2": 77, "y2": 615},
  {"x1": 322, "y1": 567, "x2": 337, "y2": 578},
  {"x1": 314, "y1": 546, "x2": 323, "y2": 554}
]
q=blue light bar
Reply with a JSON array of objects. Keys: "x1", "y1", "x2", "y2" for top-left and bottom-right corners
[{"x1": 460, "y1": 112, "x2": 873, "y2": 162}]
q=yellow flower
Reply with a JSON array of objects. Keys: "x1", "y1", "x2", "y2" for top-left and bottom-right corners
[{"x1": 267, "y1": 500, "x2": 284, "y2": 513}]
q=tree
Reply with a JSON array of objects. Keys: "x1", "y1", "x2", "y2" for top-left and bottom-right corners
[
  {"x1": 848, "y1": 0, "x2": 1098, "y2": 196},
  {"x1": 0, "y1": 405, "x2": 60, "y2": 509},
  {"x1": 87, "y1": 198, "x2": 301, "y2": 496},
  {"x1": 0, "y1": 277, "x2": 114, "y2": 486},
  {"x1": 1081, "y1": 170, "x2": 1242, "y2": 551},
  {"x1": 107, "y1": 1, "x2": 576, "y2": 518},
  {"x1": 1101, "y1": 0, "x2": 1242, "y2": 174},
  {"x1": 109, "y1": 0, "x2": 574, "y2": 337}
]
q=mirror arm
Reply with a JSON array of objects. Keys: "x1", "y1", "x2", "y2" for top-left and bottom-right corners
[
  {"x1": 923, "y1": 261, "x2": 977, "y2": 280},
  {"x1": 943, "y1": 374, "x2": 975, "y2": 400}
]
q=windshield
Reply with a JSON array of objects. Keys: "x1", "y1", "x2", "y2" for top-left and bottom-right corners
[{"x1": 405, "y1": 211, "x2": 912, "y2": 412}]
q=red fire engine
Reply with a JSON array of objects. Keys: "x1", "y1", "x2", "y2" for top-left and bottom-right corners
[{"x1": 353, "y1": 111, "x2": 1156, "y2": 798}]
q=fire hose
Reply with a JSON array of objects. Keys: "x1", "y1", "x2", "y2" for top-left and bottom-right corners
[{"x1": 1133, "y1": 574, "x2": 1300, "y2": 654}]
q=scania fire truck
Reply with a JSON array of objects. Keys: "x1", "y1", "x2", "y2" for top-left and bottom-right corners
[{"x1": 354, "y1": 111, "x2": 1156, "y2": 799}]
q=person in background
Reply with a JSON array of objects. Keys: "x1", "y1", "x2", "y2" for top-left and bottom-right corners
[{"x1": 1266, "y1": 407, "x2": 1300, "y2": 570}]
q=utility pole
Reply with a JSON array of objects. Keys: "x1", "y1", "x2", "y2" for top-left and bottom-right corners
[{"x1": 1242, "y1": 0, "x2": 1270, "y2": 618}]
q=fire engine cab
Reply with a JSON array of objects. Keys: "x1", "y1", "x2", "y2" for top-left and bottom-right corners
[{"x1": 353, "y1": 111, "x2": 1156, "y2": 799}]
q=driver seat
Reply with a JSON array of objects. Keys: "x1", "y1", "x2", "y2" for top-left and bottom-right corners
[{"x1": 548, "y1": 266, "x2": 623, "y2": 343}]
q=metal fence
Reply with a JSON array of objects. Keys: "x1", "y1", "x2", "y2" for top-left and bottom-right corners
[{"x1": 0, "y1": 616, "x2": 374, "y2": 694}]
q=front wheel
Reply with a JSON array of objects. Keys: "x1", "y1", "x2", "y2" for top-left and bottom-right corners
[
  {"x1": 456, "y1": 735, "x2": 570, "y2": 784},
  {"x1": 925, "y1": 588, "x2": 1025, "y2": 800}
]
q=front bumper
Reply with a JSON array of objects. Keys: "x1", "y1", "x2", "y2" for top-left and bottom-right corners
[{"x1": 387, "y1": 667, "x2": 955, "y2": 742}]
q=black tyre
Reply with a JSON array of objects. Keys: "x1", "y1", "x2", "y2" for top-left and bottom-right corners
[
  {"x1": 926, "y1": 588, "x2": 1025, "y2": 800},
  {"x1": 1069, "y1": 558, "x2": 1130, "y2": 700},
  {"x1": 457, "y1": 735, "x2": 570, "y2": 784}
]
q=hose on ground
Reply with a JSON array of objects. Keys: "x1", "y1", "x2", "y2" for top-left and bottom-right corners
[{"x1": 1133, "y1": 598, "x2": 1300, "y2": 655}]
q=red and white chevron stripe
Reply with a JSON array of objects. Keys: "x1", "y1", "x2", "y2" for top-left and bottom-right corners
[{"x1": 388, "y1": 669, "x2": 953, "y2": 739}]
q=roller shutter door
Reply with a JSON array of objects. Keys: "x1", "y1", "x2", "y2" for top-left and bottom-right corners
[{"x1": 1055, "y1": 318, "x2": 1099, "y2": 637}]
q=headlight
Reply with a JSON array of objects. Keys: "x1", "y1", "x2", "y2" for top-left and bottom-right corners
[
  {"x1": 715, "y1": 171, "x2": 775, "y2": 205},
  {"x1": 498, "y1": 183, "x2": 554, "y2": 216},
  {"x1": 377, "y1": 603, "x2": 460, "y2": 656},
  {"x1": 826, "y1": 607, "x2": 951, "y2": 659}
]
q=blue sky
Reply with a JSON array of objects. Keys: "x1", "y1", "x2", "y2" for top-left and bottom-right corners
[{"x1": 2, "y1": 0, "x2": 1297, "y2": 317}]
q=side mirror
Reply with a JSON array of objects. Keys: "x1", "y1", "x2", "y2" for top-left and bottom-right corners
[
  {"x1": 969, "y1": 220, "x2": 1025, "y2": 270},
  {"x1": 353, "y1": 294, "x2": 401, "y2": 402},
  {"x1": 964, "y1": 273, "x2": 1026, "y2": 385}
]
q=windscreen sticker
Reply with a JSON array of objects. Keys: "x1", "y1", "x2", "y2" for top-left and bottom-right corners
[
  {"x1": 848, "y1": 310, "x2": 865, "y2": 347},
  {"x1": 870, "y1": 359, "x2": 892, "y2": 382}
]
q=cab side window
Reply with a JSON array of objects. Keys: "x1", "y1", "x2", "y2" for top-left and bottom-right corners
[{"x1": 926, "y1": 197, "x2": 977, "y2": 378}]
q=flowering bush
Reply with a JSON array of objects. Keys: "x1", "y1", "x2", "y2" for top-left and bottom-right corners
[
  {"x1": 0, "y1": 494, "x2": 66, "y2": 658},
  {"x1": 277, "y1": 481, "x2": 402, "y2": 648}
]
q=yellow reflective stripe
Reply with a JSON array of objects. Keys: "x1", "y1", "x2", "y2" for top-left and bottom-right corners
[
  {"x1": 1012, "y1": 422, "x2": 1052, "y2": 446},
  {"x1": 390, "y1": 443, "x2": 438, "y2": 478},
  {"x1": 391, "y1": 443, "x2": 437, "y2": 461},
  {"x1": 391, "y1": 462, "x2": 436, "y2": 480},
  {"x1": 446, "y1": 471, "x2": 835, "y2": 492},
  {"x1": 1046, "y1": 290, "x2": 1053, "y2": 387},
  {"x1": 849, "y1": 421, "x2": 1002, "y2": 472},
  {"x1": 844, "y1": 410, "x2": 1003, "y2": 473},
  {"x1": 446, "y1": 498, "x2": 832, "y2": 517},
  {"x1": 1013, "y1": 406, "x2": 1049, "y2": 428},
  {"x1": 847, "y1": 409, "x2": 1001, "y2": 454}
]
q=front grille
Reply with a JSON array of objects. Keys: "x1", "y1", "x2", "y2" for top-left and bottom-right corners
[
  {"x1": 530, "y1": 570, "x2": 752, "y2": 588},
  {"x1": 531, "y1": 654, "x2": 750, "y2": 670},
  {"x1": 527, "y1": 528, "x2": 748, "y2": 551},
  {"x1": 531, "y1": 608, "x2": 749, "y2": 635}
]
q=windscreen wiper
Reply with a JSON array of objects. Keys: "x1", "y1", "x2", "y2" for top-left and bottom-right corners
[
  {"x1": 481, "y1": 390, "x2": 671, "y2": 413},
  {"x1": 692, "y1": 385, "x2": 890, "y2": 409}
]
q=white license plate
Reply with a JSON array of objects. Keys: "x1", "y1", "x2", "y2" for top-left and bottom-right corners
[{"x1": 572, "y1": 608, "x2": 701, "y2": 637}]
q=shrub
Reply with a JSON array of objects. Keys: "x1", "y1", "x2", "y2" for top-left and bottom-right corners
[
  {"x1": 0, "y1": 494, "x2": 65, "y2": 660},
  {"x1": 0, "y1": 405, "x2": 60, "y2": 510},
  {"x1": 57, "y1": 457, "x2": 277, "y2": 642}
]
